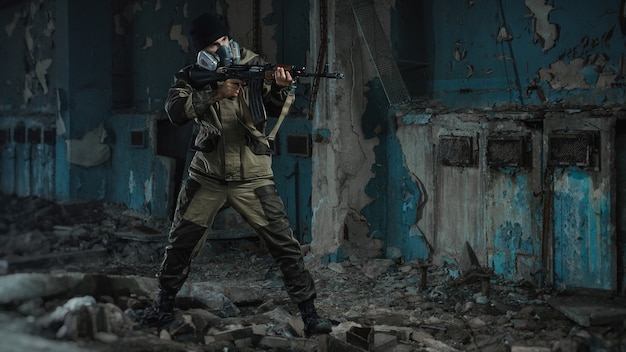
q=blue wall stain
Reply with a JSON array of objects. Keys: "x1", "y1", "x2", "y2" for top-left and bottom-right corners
[
  {"x1": 401, "y1": 114, "x2": 432, "y2": 125},
  {"x1": 361, "y1": 79, "x2": 429, "y2": 261},
  {"x1": 494, "y1": 221, "x2": 521, "y2": 276},
  {"x1": 490, "y1": 172, "x2": 543, "y2": 280},
  {"x1": 362, "y1": 79, "x2": 390, "y2": 241}
]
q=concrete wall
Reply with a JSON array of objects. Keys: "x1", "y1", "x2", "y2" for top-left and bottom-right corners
[
  {"x1": 0, "y1": 0, "x2": 308, "y2": 214},
  {"x1": 1, "y1": 0, "x2": 625, "y2": 292},
  {"x1": 318, "y1": 0, "x2": 625, "y2": 292}
]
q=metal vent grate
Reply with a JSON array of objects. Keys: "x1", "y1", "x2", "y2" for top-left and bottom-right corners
[
  {"x1": 487, "y1": 135, "x2": 530, "y2": 168},
  {"x1": 130, "y1": 129, "x2": 147, "y2": 148},
  {"x1": 28, "y1": 127, "x2": 41, "y2": 144},
  {"x1": 287, "y1": 135, "x2": 312, "y2": 157},
  {"x1": 349, "y1": 0, "x2": 410, "y2": 105},
  {"x1": 440, "y1": 136, "x2": 474, "y2": 167},
  {"x1": 548, "y1": 132, "x2": 599, "y2": 168},
  {"x1": 13, "y1": 124, "x2": 25, "y2": 144}
]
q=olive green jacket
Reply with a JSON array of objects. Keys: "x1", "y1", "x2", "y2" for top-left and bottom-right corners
[{"x1": 164, "y1": 48, "x2": 290, "y2": 181}]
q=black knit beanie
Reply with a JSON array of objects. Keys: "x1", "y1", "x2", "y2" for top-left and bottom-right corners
[{"x1": 189, "y1": 13, "x2": 229, "y2": 52}]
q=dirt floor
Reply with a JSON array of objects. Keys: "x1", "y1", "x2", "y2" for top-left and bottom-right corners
[{"x1": 0, "y1": 194, "x2": 625, "y2": 352}]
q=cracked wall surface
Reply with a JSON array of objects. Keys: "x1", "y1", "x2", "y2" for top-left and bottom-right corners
[{"x1": 1, "y1": 0, "x2": 56, "y2": 110}]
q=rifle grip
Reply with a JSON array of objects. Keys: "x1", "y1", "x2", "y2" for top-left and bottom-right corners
[{"x1": 266, "y1": 64, "x2": 295, "y2": 80}]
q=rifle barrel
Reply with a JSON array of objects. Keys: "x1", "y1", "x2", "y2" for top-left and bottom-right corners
[{"x1": 298, "y1": 72, "x2": 344, "y2": 79}]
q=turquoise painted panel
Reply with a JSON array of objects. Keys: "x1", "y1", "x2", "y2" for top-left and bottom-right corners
[
  {"x1": 106, "y1": 115, "x2": 155, "y2": 213},
  {"x1": 491, "y1": 173, "x2": 541, "y2": 281},
  {"x1": 269, "y1": 116, "x2": 313, "y2": 244},
  {"x1": 553, "y1": 168, "x2": 613, "y2": 290},
  {"x1": 15, "y1": 129, "x2": 30, "y2": 197},
  {"x1": 1, "y1": 140, "x2": 15, "y2": 195},
  {"x1": 30, "y1": 142, "x2": 55, "y2": 200}
]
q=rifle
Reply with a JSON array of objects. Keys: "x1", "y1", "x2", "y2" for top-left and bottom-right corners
[
  {"x1": 188, "y1": 63, "x2": 343, "y2": 128},
  {"x1": 188, "y1": 63, "x2": 344, "y2": 90}
]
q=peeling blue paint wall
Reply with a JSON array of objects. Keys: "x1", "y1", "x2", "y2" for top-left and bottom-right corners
[
  {"x1": 375, "y1": 0, "x2": 624, "y2": 292},
  {"x1": 491, "y1": 174, "x2": 542, "y2": 281},
  {"x1": 0, "y1": 0, "x2": 313, "y2": 220},
  {"x1": 361, "y1": 80, "x2": 391, "y2": 244},
  {"x1": 429, "y1": 0, "x2": 626, "y2": 108}
]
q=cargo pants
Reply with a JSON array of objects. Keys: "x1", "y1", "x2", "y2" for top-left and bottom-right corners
[{"x1": 156, "y1": 173, "x2": 317, "y2": 304}]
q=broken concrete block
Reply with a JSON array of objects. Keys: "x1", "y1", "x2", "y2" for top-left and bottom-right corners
[
  {"x1": 257, "y1": 336, "x2": 317, "y2": 350},
  {"x1": 0, "y1": 330, "x2": 93, "y2": 352},
  {"x1": 287, "y1": 315, "x2": 305, "y2": 337},
  {"x1": 213, "y1": 326, "x2": 254, "y2": 342},
  {"x1": 93, "y1": 331, "x2": 118, "y2": 343},
  {"x1": 549, "y1": 295, "x2": 626, "y2": 327},
  {"x1": 168, "y1": 314, "x2": 196, "y2": 336},
  {"x1": 251, "y1": 324, "x2": 267, "y2": 336},
  {"x1": 289, "y1": 337, "x2": 320, "y2": 351},
  {"x1": 373, "y1": 324, "x2": 414, "y2": 341},
  {"x1": 346, "y1": 326, "x2": 372, "y2": 350},
  {"x1": 185, "y1": 308, "x2": 221, "y2": 333},
  {"x1": 510, "y1": 346, "x2": 551, "y2": 352},
  {"x1": 234, "y1": 337, "x2": 254, "y2": 348},
  {"x1": 373, "y1": 333, "x2": 397, "y2": 352},
  {"x1": 159, "y1": 329, "x2": 172, "y2": 340},
  {"x1": 222, "y1": 284, "x2": 265, "y2": 305},
  {"x1": 258, "y1": 336, "x2": 291, "y2": 349},
  {"x1": 317, "y1": 334, "x2": 367, "y2": 352},
  {"x1": 0, "y1": 273, "x2": 87, "y2": 304}
]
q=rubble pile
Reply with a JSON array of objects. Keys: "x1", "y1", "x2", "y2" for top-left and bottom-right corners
[{"x1": 0, "y1": 194, "x2": 625, "y2": 351}]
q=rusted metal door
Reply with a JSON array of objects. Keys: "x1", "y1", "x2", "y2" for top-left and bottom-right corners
[
  {"x1": 484, "y1": 119, "x2": 544, "y2": 285},
  {"x1": 432, "y1": 119, "x2": 485, "y2": 262},
  {"x1": 545, "y1": 115, "x2": 616, "y2": 291}
]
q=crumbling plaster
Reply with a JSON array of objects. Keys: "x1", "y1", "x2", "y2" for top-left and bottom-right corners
[
  {"x1": 2, "y1": 1, "x2": 55, "y2": 106},
  {"x1": 525, "y1": 0, "x2": 559, "y2": 52},
  {"x1": 310, "y1": 1, "x2": 384, "y2": 257}
]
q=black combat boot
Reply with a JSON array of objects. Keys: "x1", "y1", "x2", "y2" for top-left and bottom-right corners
[
  {"x1": 130, "y1": 290, "x2": 175, "y2": 328},
  {"x1": 298, "y1": 298, "x2": 332, "y2": 337}
]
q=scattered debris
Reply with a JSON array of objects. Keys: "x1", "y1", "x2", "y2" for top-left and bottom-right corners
[{"x1": 0, "y1": 194, "x2": 625, "y2": 351}]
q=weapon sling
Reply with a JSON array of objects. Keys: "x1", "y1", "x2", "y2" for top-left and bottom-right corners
[{"x1": 266, "y1": 86, "x2": 295, "y2": 141}]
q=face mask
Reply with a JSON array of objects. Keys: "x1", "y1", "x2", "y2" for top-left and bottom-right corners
[
  {"x1": 229, "y1": 39, "x2": 240, "y2": 65},
  {"x1": 196, "y1": 39, "x2": 241, "y2": 70},
  {"x1": 215, "y1": 45, "x2": 233, "y2": 67},
  {"x1": 196, "y1": 49, "x2": 220, "y2": 71}
]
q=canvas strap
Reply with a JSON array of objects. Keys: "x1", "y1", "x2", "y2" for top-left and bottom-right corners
[{"x1": 266, "y1": 86, "x2": 296, "y2": 141}]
